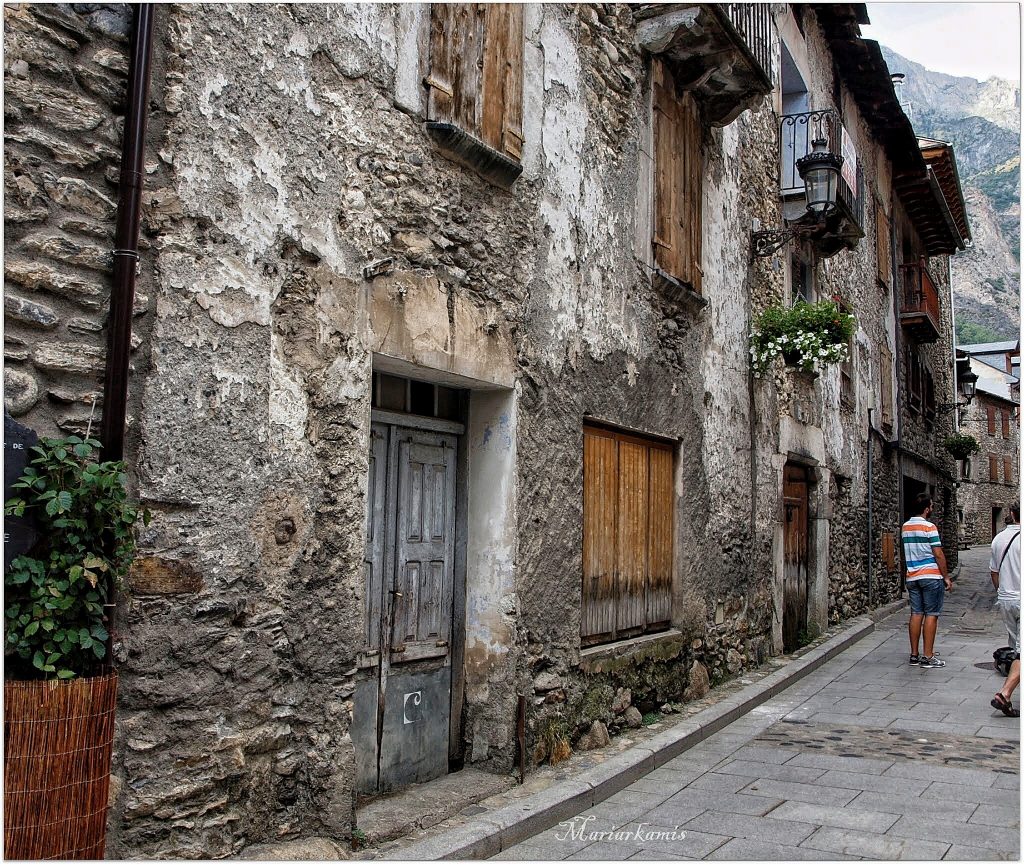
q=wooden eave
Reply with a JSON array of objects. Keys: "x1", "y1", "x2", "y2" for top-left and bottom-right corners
[
  {"x1": 814, "y1": 4, "x2": 967, "y2": 255},
  {"x1": 920, "y1": 141, "x2": 971, "y2": 244}
]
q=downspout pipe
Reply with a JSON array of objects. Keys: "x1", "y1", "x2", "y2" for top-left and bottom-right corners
[
  {"x1": 866, "y1": 407, "x2": 874, "y2": 608},
  {"x1": 100, "y1": 4, "x2": 154, "y2": 462}
]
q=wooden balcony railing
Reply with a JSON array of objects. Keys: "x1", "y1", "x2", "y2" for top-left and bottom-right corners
[
  {"x1": 779, "y1": 109, "x2": 862, "y2": 229},
  {"x1": 899, "y1": 260, "x2": 942, "y2": 343},
  {"x1": 718, "y1": 3, "x2": 773, "y2": 86}
]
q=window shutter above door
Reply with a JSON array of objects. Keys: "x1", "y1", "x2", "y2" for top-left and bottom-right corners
[
  {"x1": 652, "y1": 60, "x2": 703, "y2": 294},
  {"x1": 428, "y1": 4, "x2": 484, "y2": 131},
  {"x1": 481, "y1": 4, "x2": 524, "y2": 159}
]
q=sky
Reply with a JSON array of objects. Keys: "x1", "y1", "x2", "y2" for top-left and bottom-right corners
[{"x1": 862, "y1": 2, "x2": 1021, "y2": 82}]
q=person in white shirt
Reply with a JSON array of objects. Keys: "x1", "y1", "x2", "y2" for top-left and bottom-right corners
[{"x1": 990, "y1": 504, "x2": 1021, "y2": 717}]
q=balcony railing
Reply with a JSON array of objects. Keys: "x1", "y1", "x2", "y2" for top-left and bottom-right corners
[
  {"x1": 780, "y1": 109, "x2": 862, "y2": 229},
  {"x1": 718, "y1": 3, "x2": 773, "y2": 87},
  {"x1": 899, "y1": 260, "x2": 942, "y2": 343}
]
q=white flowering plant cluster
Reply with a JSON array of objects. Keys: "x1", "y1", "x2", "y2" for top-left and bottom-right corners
[{"x1": 750, "y1": 300, "x2": 855, "y2": 376}]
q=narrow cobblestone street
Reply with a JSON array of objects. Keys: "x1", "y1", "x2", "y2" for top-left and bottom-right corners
[{"x1": 496, "y1": 547, "x2": 1021, "y2": 861}]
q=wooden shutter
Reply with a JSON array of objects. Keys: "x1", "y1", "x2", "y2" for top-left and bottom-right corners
[
  {"x1": 881, "y1": 531, "x2": 897, "y2": 572},
  {"x1": 427, "y1": 4, "x2": 483, "y2": 131},
  {"x1": 583, "y1": 428, "x2": 618, "y2": 643},
  {"x1": 428, "y1": 4, "x2": 523, "y2": 160},
  {"x1": 582, "y1": 426, "x2": 674, "y2": 645},
  {"x1": 876, "y1": 199, "x2": 891, "y2": 287},
  {"x1": 988, "y1": 406, "x2": 997, "y2": 435},
  {"x1": 1005, "y1": 457, "x2": 1013, "y2": 485},
  {"x1": 617, "y1": 440, "x2": 649, "y2": 636},
  {"x1": 652, "y1": 60, "x2": 703, "y2": 293},
  {"x1": 481, "y1": 4, "x2": 523, "y2": 159},
  {"x1": 1002, "y1": 410, "x2": 1011, "y2": 438},
  {"x1": 880, "y1": 344, "x2": 893, "y2": 427},
  {"x1": 647, "y1": 446, "x2": 673, "y2": 627},
  {"x1": 990, "y1": 454, "x2": 999, "y2": 481}
]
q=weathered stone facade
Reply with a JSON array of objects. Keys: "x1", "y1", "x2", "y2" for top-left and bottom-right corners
[
  {"x1": 958, "y1": 387, "x2": 1020, "y2": 546},
  {"x1": 3, "y1": 4, "x2": 137, "y2": 437},
  {"x1": 2, "y1": 3, "x2": 971, "y2": 858}
]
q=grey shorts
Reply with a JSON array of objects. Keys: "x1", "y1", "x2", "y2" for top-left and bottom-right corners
[{"x1": 998, "y1": 600, "x2": 1021, "y2": 657}]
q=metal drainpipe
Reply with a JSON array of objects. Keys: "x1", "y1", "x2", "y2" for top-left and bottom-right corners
[
  {"x1": 866, "y1": 408, "x2": 874, "y2": 608},
  {"x1": 100, "y1": 4, "x2": 154, "y2": 463},
  {"x1": 100, "y1": 4, "x2": 154, "y2": 669}
]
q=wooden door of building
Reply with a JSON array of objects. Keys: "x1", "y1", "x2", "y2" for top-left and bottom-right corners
[
  {"x1": 782, "y1": 463, "x2": 810, "y2": 653},
  {"x1": 354, "y1": 418, "x2": 458, "y2": 795}
]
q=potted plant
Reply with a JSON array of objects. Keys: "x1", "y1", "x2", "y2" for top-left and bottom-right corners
[
  {"x1": 943, "y1": 432, "x2": 981, "y2": 461},
  {"x1": 750, "y1": 299, "x2": 855, "y2": 376},
  {"x1": 4, "y1": 435, "x2": 147, "y2": 859}
]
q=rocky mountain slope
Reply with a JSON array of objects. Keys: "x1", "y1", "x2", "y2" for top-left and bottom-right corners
[{"x1": 880, "y1": 47, "x2": 1020, "y2": 342}]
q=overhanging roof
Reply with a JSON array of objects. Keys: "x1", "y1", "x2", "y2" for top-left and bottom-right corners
[{"x1": 813, "y1": 5, "x2": 971, "y2": 255}]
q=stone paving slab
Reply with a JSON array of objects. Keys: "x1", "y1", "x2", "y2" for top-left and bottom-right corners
[
  {"x1": 968, "y1": 803, "x2": 1021, "y2": 828},
  {"x1": 682, "y1": 810, "x2": 817, "y2": 845},
  {"x1": 944, "y1": 843, "x2": 1020, "y2": 860},
  {"x1": 739, "y1": 776, "x2": 860, "y2": 806},
  {"x1": 849, "y1": 790, "x2": 978, "y2": 822},
  {"x1": 706, "y1": 837, "x2": 859, "y2": 860},
  {"x1": 922, "y1": 780, "x2": 1020, "y2": 806},
  {"x1": 888, "y1": 814, "x2": 1022, "y2": 853},
  {"x1": 799, "y1": 825, "x2": 951, "y2": 860},
  {"x1": 768, "y1": 799, "x2": 899, "y2": 833}
]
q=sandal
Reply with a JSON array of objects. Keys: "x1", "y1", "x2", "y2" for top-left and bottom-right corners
[{"x1": 991, "y1": 693, "x2": 1020, "y2": 717}]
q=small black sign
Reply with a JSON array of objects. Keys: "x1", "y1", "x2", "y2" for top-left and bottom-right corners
[{"x1": 4, "y1": 411, "x2": 40, "y2": 571}]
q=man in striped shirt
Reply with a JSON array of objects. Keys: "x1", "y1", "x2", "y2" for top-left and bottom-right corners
[{"x1": 902, "y1": 493, "x2": 952, "y2": 669}]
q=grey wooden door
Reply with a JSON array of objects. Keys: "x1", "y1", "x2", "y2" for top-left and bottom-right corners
[{"x1": 354, "y1": 420, "x2": 458, "y2": 794}]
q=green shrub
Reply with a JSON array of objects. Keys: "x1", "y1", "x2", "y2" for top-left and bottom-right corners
[
  {"x1": 4, "y1": 436, "x2": 148, "y2": 680},
  {"x1": 943, "y1": 432, "x2": 981, "y2": 460},
  {"x1": 750, "y1": 300, "x2": 855, "y2": 376}
]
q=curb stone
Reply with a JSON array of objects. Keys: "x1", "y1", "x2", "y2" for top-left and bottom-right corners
[{"x1": 389, "y1": 607, "x2": 904, "y2": 860}]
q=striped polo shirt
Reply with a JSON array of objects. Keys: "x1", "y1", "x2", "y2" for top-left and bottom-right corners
[{"x1": 902, "y1": 516, "x2": 942, "y2": 581}]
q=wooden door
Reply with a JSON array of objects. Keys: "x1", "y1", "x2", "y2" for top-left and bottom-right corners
[
  {"x1": 354, "y1": 420, "x2": 459, "y2": 795},
  {"x1": 782, "y1": 464, "x2": 810, "y2": 653}
]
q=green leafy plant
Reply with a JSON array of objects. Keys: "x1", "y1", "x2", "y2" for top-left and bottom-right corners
[
  {"x1": 750, "y1": 299, "x2": 855, "y2": 376},
  {"x1": 4, "y1": 436, "x2": 148, "y2": 680},
  {"x1": 943, "y1": 432, "x2": 981, "y2": 460}
]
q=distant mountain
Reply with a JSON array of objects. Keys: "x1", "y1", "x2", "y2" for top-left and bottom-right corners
[{"x1": 880, "y1": 47, "x2": 1020, "y2": 342}]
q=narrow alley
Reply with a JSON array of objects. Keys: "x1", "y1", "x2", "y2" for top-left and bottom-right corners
[{"x1": 495, "y1": 547, "x2": 1020, "y2": 861}]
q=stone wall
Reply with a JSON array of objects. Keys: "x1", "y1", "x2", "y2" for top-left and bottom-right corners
[
  {"x1": 3, "y1": 4, "x2": 135, "y2": 436},
  {"x1": 3, "y1": 3, "x2": 968, "y2": 858},
  {"x1": 958, "y1": 390, "x2": 1020, "y2": 546}
]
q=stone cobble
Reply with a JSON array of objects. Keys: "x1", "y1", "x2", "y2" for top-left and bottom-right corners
[{"x1": 497, "y1": 546, "x2": 1020, "y2": 861}]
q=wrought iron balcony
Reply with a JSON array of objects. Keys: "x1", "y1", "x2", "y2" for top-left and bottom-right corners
[
  {"x1": 779, "y1": 109, "x2": 864, "y2": 255},
  {"x1": 635, "y1": 4, "x2": 773, "y2": 126},
  {"x1": 899, "y1": 260, "x2": 942, "y2": 344}
]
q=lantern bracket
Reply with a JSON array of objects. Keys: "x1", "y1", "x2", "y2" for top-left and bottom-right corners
[{"x1": 750, "y1": 216, "x2": 826, "y2": 260}]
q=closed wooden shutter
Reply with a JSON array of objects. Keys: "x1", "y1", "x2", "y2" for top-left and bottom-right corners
[
  {"x1": 583, "y1": 428, "x2": 618, "y2": 643},
  {"x1": 652, "y1": 60, "x2": 703, "y2": 293},
  {"x1": 1002, "y1": 409, "x2": 1011, "y2": 438},
  {"x1": 988, "y1": 406, "x2": 997, "y2": 435},
  {"x1": 990, "y1": 454, "x2": 999, "y2": 482},
  {"x1": 647, "y1": 447, "x2": 673, "y2": 627},
  {"x1": 481, "y1": 4, "x2": 524, "y2": 159},
  {"x1": 880, "y1": 344, "x2": 893, "y2": 428},
  {"x1": 1005, "y1": 457, "x2": 1013, "y2": 485},
  {"x1": 428, "y1": 4, "x2": 523, "y2": 161},
  {"x1": 582, "y1": 425, "x2": 674, "y2": 645},
  {"x1": 881, "y1": 531, "x2": 897, "y2": 572},
  {"x1": 876, "y1": 200, "x2": 891, "y2": 287}
]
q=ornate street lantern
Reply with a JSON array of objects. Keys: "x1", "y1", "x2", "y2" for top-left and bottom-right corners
[{"x1": 797, "y1": 138, "x2": 844, "y2": 216}]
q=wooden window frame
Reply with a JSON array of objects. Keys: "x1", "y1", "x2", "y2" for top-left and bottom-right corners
[
  {"x1": 990, "y1": 454, "x2": 1000, "y2": 483},
  {"x1": 1004, "y1": 457, "x2": 1013, "y2": 486},
  {"x1": 652, "y1": 58, "x2": 704, "y2": 294},
  {"x1": 1002, "y1": 408, "x2": 1011, "y2": 438},
  {"x1": 582, "y1": 423, "x2": 675, "y2": 647}
]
